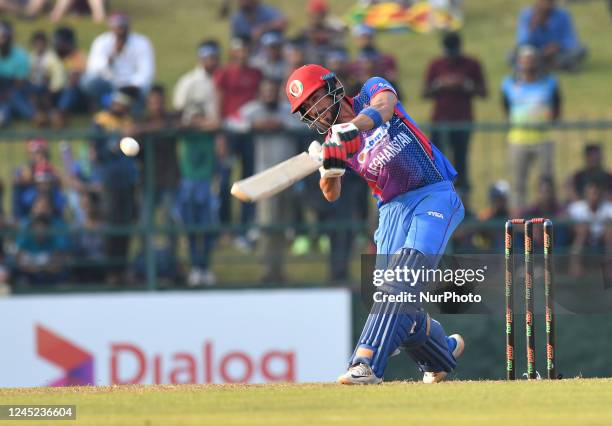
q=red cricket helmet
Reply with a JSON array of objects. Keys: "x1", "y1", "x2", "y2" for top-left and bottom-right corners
[{"x1": 286, "y1": 64, "x2": 345, "y2": 134}]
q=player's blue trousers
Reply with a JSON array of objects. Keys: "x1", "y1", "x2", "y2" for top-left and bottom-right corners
[{"x1": 351, "y1": 180, "x2": 465, "y2": 378}]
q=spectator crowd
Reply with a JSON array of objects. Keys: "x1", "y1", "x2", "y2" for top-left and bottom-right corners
[{"x1": 0, "y1": 0, "x2": 609, "y2": 294}]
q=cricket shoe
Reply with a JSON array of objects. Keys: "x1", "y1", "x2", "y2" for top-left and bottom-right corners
[
  {"x1": 337, "y1": 363, "x2": 382, "y2": 385},
  {"x1": 422, "y1": 333, "x2": 465, "y2": 384}
]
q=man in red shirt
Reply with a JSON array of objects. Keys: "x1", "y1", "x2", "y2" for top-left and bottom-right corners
[
  {"x1": 215, "y1": 37, "x2": 262, "y2": 119},
  {"x1": 423, "y1": 32, "x2": 487, "y2": 193},
  {"x1": 215, "y1": 37, "x2": 262, "y2": 234}
]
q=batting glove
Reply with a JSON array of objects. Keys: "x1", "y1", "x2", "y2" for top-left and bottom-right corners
[
  {"x1": 331, "y1": 123, "x2": 360, "y2": 157},
  {"x1": 320, "y1": 140, "x2": 346, "y2": 178}
]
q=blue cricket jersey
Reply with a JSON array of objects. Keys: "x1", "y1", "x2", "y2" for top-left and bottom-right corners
[{"x1": 345, "y1": 77, "x2": 457, "y2": 205}]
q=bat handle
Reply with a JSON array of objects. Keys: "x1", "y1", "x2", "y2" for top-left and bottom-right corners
[{"x1": 308, "y1": 140, "x2": 323, "y2": 165}]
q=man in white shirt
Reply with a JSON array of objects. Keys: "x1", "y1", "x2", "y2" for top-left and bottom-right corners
[
  {"x1": 82, "y1": 12, "x2": 155, "y2": 110},
  {"x1": 567, "y1": 180, "x2": 612, "y2": 276},
  {"x1": 172, "y1": 40, "x2": 220, "y2": 127}
]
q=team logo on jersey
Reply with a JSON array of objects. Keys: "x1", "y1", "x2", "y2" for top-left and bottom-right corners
[
  {"x1": 358, "y1": 122, "x2": 390, "y2": 164},
  {"x1": 289, "y1": 80, "x2": 303, "y2": 97},
  {"x1": 427, "y1": 211, "x2": 444, "y2": 219}
]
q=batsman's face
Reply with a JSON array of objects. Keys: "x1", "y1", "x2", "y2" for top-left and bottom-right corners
[{"x1": 300, "y1": 88, "x2": 336, "y2": 128}]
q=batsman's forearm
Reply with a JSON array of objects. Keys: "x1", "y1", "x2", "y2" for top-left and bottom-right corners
[
  {"x1": 351, "y1": 91, "x2": 397, "y2": 131},
  {"x1": 320, "y1": 176, "x2": 341, "y2": 202}
]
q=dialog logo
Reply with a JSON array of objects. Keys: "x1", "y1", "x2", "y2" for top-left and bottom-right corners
[{"x1": 36, "y1": 324, "x2": 94, "y2": 386}]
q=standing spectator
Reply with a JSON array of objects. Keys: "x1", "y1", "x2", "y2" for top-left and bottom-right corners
[
  {"x1": 502, "y1": 46, "x2": 561, "y2": 211},
  {"x1": 29, "y1": 31, "x2": 64, "y2": 127},
  {"x1": 568, "y1": 144, "x2": 612, "y2": 202},
  {"x1": 299, "y1": 0, "x2": 346, "y2": 64},
  {"x1": 513, "y1": 0, "x2": 587, "y2": 71},
  {"x1": 349, "y1": 24, "x2": 397, "y2": 83},
  {"x1": 231, "y1": 0, "x2": 287, "y2": 45},
  {"x1": 423, "y1": 33, "x2": 487, "y2": 193},
  {"x1": 250, "y1": 32, "x2": 287, "y2": 81},
  {"x1": 82, "y1": 12, "x2": 155, "y2": 110},
  {"x1": 423, "y1": 32, "x2": 487, "y2": 193},
  {"x1": 567, "y1": 180, "x2": 612, "y2": 276},
  {"x1": 215, "y1": 37, "x2": 262, "y2": 237},
  {"x1": 52, "y1": 26, "x2": 87, "y2": 127},
  {"x1": 175, "y1": 114, "x2": 220, "y2": 287},
  {"x1": 173, "y1": 39, "x2": 225, "y2": 233},
  {"x1": 91, "y1": 91, "x2": 138, "y2": 286},
  {"x1": 173, "y1": 40, "x2": 221, "y2": 128},
  {"x1": 0, "y1": 21, "x2": 32, "y2": 127},
  {"x1": 132, "y1": 85, "x2": 180, "y2": 272},
  {"x1": 216, "y1": 38, "x2": 262, "y2": 120},
  {"x1": 228, "y1": 78, "x2": 301, "y2": 282}
]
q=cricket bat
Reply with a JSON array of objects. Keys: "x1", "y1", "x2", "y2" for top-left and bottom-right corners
[{"x1": 231, "y1": 141, "x2": 343, "y2": 202}]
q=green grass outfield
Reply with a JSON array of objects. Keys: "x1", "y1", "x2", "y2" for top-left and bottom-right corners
[{"x1": 1, "y1": 379, "x2": 611, "y2": 425}]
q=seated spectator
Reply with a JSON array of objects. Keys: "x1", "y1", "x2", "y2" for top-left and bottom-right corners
[
  {"x1": 231, "y1": 0, "x2": 287, "y2": 46},
  {"x1": 349, "y1": 24, "x2": 398, "y2": 84},
  {"x1": 0, "y1": 181, "x2": 8, "y2": 295},
  {"x1": 512, "y1": 0, "x2": 587, "y2": 71},
  {"x1": 567, "y1": 180, "x2": 612, "y2": 276},
  {"x1": 476, "y1": 181, "x2": 511, "y2": 250},
  {"x1": 25, "y1": 0, "x2": 106, "y2": 23},
  {"x1": 250, "y1": 32, "x2": 287, "y2": 81},
  {"x1": 502, "y1": 46, "x2": 561, "y2": 212},
  {"x1": 29, "y1": 31, "x2": 64, "y2": 127},
  {"x1": 423, "y1": 32, "x2": 487, "y2": 193},
  {"x1": 26, "y1": 164, "x2": 65, "y2": 219},
  {"x1": 13, "y1": 138, "x2": 51, "y2": 190},
  {"x1": 51, "y1": 26, "x2": 88, "y2": 127},
  {"x1": 324, "y1": 48, "x2": 360, "y2": 97},
  {"x1": 521, "y1": 176, "x2": 571, "y2": 247},
  {"x1": 173, "y1": 40, "x2": 221, "y2": 128},
  {"x1": 13, "y1": 142, "x2": 65, "y2": 222},
  {"x1": 299, "y1": 0, "x2": 346, "y2": 64},
  {"x1": 71, "y1": 190, "x2": 106, "y2": 283},
  {"x1": 82, "y1": 12, "x2": 155, "y2": 111},
  {"x1": 522, "y1": 176, "x2": 563, "y2": 218},
  {"x1": 15, "y1": 194, "x2": 68, "y2": 286},
  {"x1": 568, "y1": 144, "x2": 612, "y2": 202},
  {"x1": 215, "y1": 37, "x2": 262, "y2": 232},
  {"x1": 228, "y1": 77, "x2": 301, "y2": 282},
  {"x1": 55, "y1": 135, "x2": 104, "y2": 226},
  {"x1": 0, "y1": 21, "x2": 33, "y2": 127},
  {"x1": 284, "y1": 36, "x2": 308, "y2": 77},
  {"x1": 0, "y1": 0, "x2": 22, "y2": 14},
  {"x1": 450, "y1": 188, "x2": 479, "y2": 253}
]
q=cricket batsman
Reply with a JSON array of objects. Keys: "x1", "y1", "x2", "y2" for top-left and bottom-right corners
[{"x1": 285, "y1": 64, "x2": 465, "y2": 384}]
